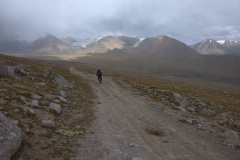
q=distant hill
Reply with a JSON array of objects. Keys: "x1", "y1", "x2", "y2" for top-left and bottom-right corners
[
  {"x1": 109, "y1": 35, "x2": 199, "y2": 60},
  {"x1": 30, "y1": 33, "x2": 77, "y2": 54},
  {"x1": 82, "y1": 36, "x2": 140, "y2": 53},
  {"x1": 0, "y1": 40, "x2": 30, "y2": 52},
  {"x1": 190, "y1": 39, "x2": 240, "y2": 55}
]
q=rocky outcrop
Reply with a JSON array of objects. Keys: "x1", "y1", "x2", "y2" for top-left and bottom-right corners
[
  {"x1": 0, "y1": 112, "x2": 22, "y2": 160},
  {"x1": 42, "y1": 69, "x2": 68, "y2": 87}
]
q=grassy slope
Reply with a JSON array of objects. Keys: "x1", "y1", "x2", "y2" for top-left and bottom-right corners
[{"x1": 0, "y1": 54, "x2": 94, "y2": 159}]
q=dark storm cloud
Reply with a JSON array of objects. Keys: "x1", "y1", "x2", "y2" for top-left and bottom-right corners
[{"x1": 0, "y1": 0, "x2": 239, "y2": 44}]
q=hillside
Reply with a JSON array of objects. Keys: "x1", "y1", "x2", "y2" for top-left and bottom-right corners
[
  {"x1": 82, "y1": 36, "x2": 140, "y2": 53},
  {"x1": 30, "y1": 33, "x2": 77, "y2": 54},
  {"x1": 0, "y1": 54, "x2": 94, "y2": 159},
  {"x1": 191, "y1": 39, "x2": 240, "y2": 55}
]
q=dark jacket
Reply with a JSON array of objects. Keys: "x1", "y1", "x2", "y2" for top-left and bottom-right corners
[{"x1": 96, "y1": 69, "x2": 102, "y2": 77}]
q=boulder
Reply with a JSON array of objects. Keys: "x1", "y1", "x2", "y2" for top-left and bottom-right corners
[
  {"x1": 41, "y1": 119, "x2": 55, "y2": 128},
  {"x1": 14, "y1": 65, "x2": 28, "y2": 76},
  {"x1": 49, "y1": 103, "x2": 61, "y2": 113},
  {"x1": 53, "y1": 74, "x2": 68, "y2": 87},
  {"x1": 0, "y1": 64, "x2": 15, "y2": 77},
  {"x1": 0, "y1": 111, "x2": 22, "y2": 160}
]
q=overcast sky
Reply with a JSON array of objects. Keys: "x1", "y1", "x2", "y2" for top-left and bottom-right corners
[{"x1": 0, "y1": 0, "x2": 239, "y2": 44}]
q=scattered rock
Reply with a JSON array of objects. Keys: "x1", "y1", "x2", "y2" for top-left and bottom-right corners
[
  {"x1": 49, "y1": 102, "x2": 61, "y2": 113},
  {"x1": 36, "y1": 82, "x2": 46, "y2": 86},
  {"x1": 13, "y1": 109, "x2": 20, "y2": 113},
  {"x1": 53, "y1": 99, "x2": 61, "y2": 103},
  {"x1": 41, "y1": 119, "x2": 55, "y2": 128},
  {"x1": 59, "y1": 96, "x2": 67, "y2": 103},
  {"x1": 129, "y1": 143, "x2": 135, "y2": 147},
  {"x1": 0, "y1": 98, "x2": 6, "y2": 105},
  {"x1": 0, "y1": 111, "x2": 22, "y2": 160},
  {"x1": 54, "y1": 74, "x2": 68, "y2": 87},
  {"x1": 31, "y1": 93, "x2": 42, "y2": 100},
  {"x1": 15, "y1": 65, "x2": 28, "y2": 76},
  {"x1": 30, "y1": 100, "x2": 39, "y2": 108},
  {"x1": 24, "y1": 107, "x2": 36, "y2": 115},
  {"x1": 20, "y1": 96, "x2": 27, "y2": 103},
  {"x1": 132, "y1": 157, "x2": 143, "y2": 160},
  {"x1": 42, "y1": 69, "x2": 51, "y2": 78},
  {"x1": 0, "y1": 89, "x2": 7, "y2": 92},
  {"x1": 225, "y1": 131, "x2": 239, "y2": 139},
  {"x1": 196, "y1": 108, "x2": 212, "y2": 116},
  {"x1": 59, "y1": 90, "x2": 67, "y2": 98}
]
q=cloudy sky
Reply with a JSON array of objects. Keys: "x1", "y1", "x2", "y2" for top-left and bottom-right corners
[{"x1": 0, "y1": 0, "x2": 239, "y2": 44}]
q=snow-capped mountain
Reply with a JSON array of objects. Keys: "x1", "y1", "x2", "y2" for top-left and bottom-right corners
[{"x1": 190, "y1": 39, "x2": 240, "y2": 55}]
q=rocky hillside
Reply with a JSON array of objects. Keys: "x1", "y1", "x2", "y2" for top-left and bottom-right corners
[
  {"x1": 109, "y1": 35, "x2": 199, "y2": 59},
  {"x1": 30, "y1": 33, "x2": 77, "y2": 54},
  {"x1": 191, "y1": 39, "x2": 240, "y2": 55},
  {"x1": 0, "y1": 54, "x2": 94, "y2": 159},
  {"x1": 82, "y1": 36, "x2": 140, "y2": 53}
]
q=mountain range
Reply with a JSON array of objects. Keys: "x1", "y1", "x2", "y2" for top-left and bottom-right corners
[{"x1": 0, "y1": 33, "x2": 239, "y2": 56}]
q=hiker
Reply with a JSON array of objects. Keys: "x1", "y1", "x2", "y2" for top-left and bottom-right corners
[{"x1": 96, "y1": 69, "x2": 102, "y2": 83}]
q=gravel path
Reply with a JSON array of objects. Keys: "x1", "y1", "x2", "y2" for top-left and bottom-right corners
[{"x1": 70, "y1": 67, "x2": 239, "y2": 160}]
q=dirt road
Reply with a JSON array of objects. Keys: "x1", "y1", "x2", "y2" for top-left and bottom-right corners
[{"x1": 70, "y1": 67, "x2": 239, "y2": 160}]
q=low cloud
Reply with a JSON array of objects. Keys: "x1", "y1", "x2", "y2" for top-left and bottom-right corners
[{"x1": 0, "y1": 0, "x2": 239, "y2": 44}]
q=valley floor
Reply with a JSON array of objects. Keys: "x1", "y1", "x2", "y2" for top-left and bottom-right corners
[{"x1": 70, "y1": 67, "x2": 239, "y2": 160}]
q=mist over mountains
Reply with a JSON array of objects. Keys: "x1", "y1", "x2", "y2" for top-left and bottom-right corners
[{"x1": 0, "y1": 33, "x2": 239, "y2": 57}]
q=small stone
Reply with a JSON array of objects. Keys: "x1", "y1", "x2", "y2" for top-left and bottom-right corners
[
  {"x1": 196, "y1": 108, "x2": 212, "y2": 116},
  {"x1": 49, "y1": 102, "x2": 61, "y2": 113},
  {"x1": 20, "y1": 96, "x2": 27, "y2": 103},
  {"x1": 13, "y1": 109, "x2": 20, "y2": 113},
  {"x1": 0, "y1": 98, "x2": 6, "y2": 104},
  {"x1": 199, "y1": 102, "x2": 206, "y2": 107},
  {"x1": 59, "y1": 90, "x2": 67, "y2": 98},
  {"x1": 132, "y1": 157, "x2": 143, "y2": 160},
  {"x1": 41, "y1": 119, "x2": 55, "y2": 128},
  {"x1": 0, "y1": 89, "x2": 7, "y2": 92},
  {"x1": 58, "y1": 96, "x2": 67, "y2": 103},
  {"x1": 75, "y1": 125, "x2": 81, "y2": 129},
  {"x1": 36, "y1": 82, "x2": 46, "y2": 86},
  {"x1": 30, "y1": 100, "x2": 39, "y2": 108},
  {"x1": 25, "y1": 107, "x2": 36, "y2": 115},
  {"x1": 54, "y1": 99, "x2": 61, "y2": 103},
  {"x1": 31, "y1": 93, "x2": 42, "y2": 100},
  {"x1": 129, "y1": 143, "x2": 135, "y2": 147}
]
